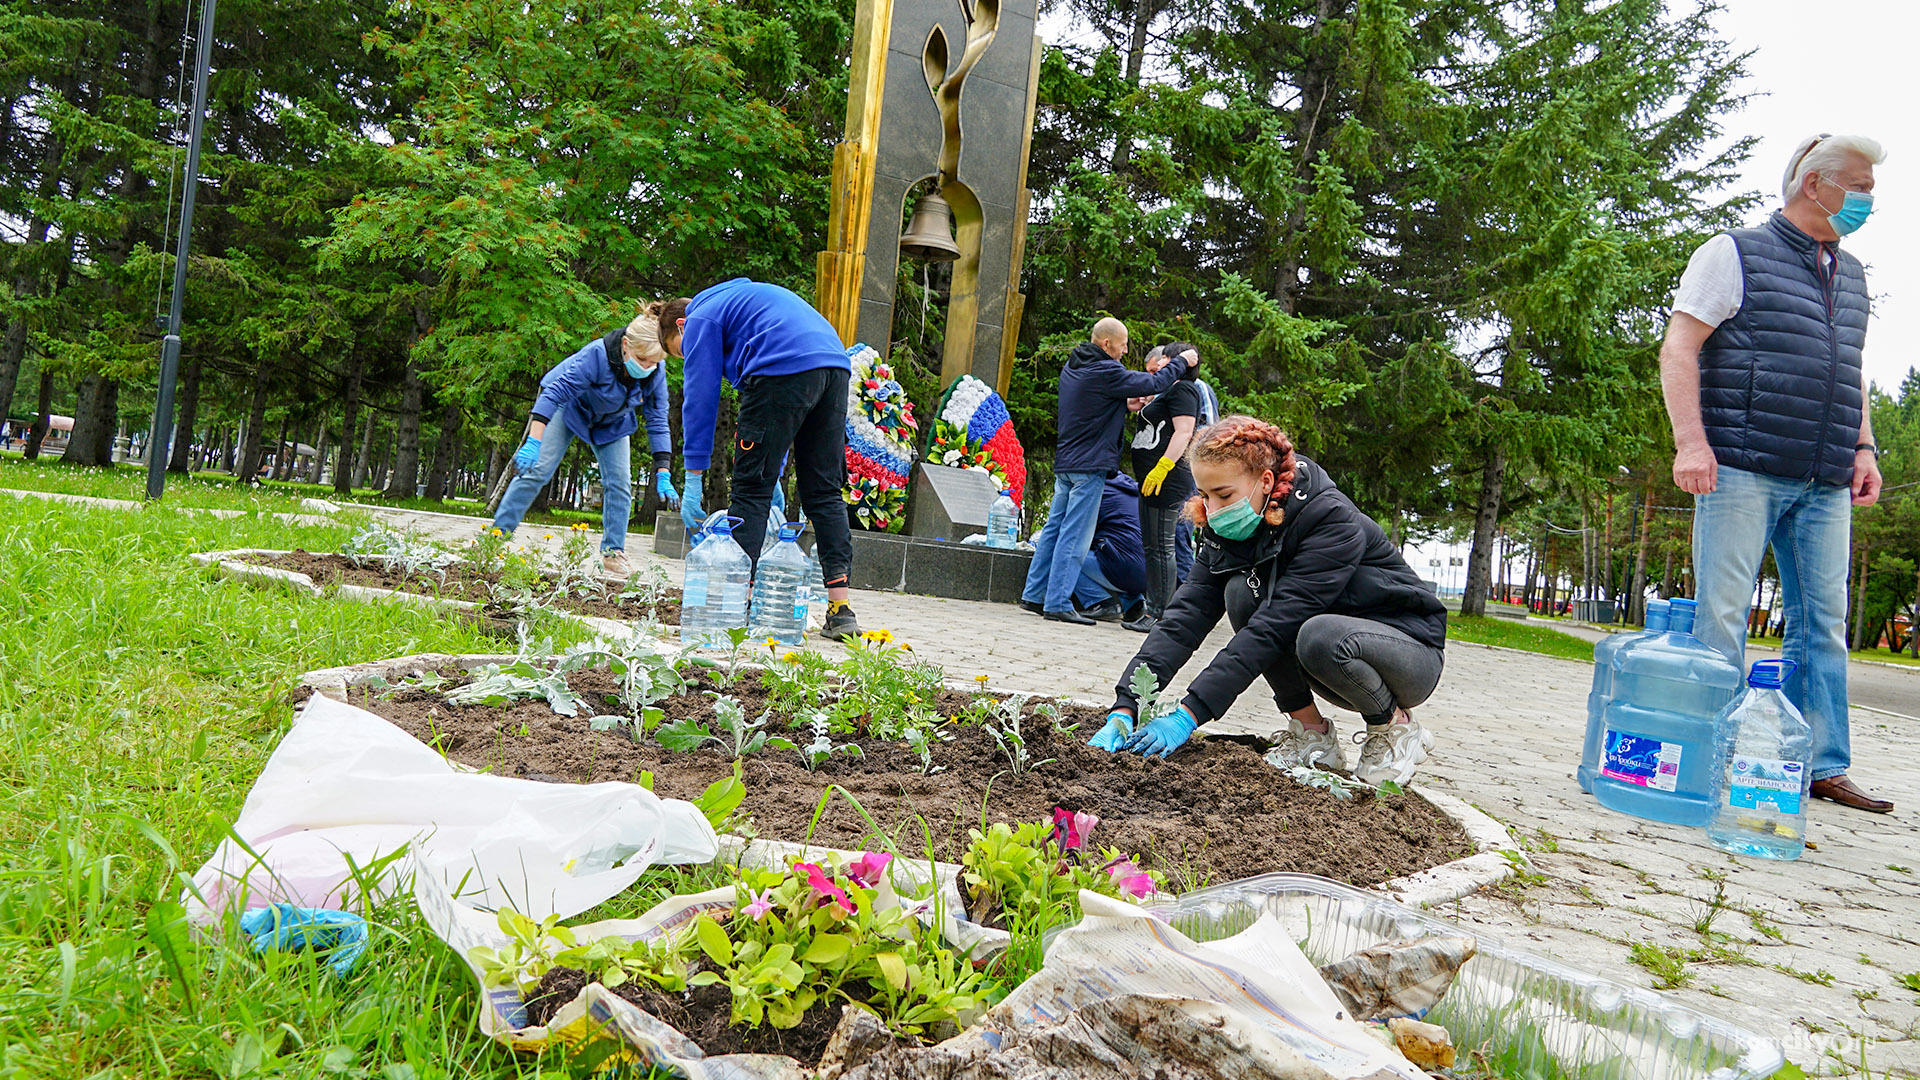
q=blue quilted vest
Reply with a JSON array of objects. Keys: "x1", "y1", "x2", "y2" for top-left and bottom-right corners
[{"x1": 1698, "y1": 212, "x2": 1868, "y2": 486}]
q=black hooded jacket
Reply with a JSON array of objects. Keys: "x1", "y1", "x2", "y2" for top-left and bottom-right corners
[
  {"x1": 1054, "y1": 341, "x2": 1186, "y2": 474},
  {"x1": 1112, "y1": 456, "x2": 1447, "y2": 722}
]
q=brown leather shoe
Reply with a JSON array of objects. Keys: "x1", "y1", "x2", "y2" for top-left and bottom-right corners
[{"x1": 1809, "y1": 776, "x2": 1893, "y2": 814}]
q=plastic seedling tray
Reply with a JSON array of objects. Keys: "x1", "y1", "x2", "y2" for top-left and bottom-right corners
[{"x1": 1071, "y1": 873, "x2": 1784, "y2": 1080}]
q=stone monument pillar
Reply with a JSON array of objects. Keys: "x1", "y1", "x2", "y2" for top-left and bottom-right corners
[{"x1": 815, "y1": 0, "x2": 1043, "y2": 397}]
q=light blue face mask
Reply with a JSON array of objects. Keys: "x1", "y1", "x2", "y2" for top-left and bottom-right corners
[
  {"x1": 1817, "y1": 178, "x2": 1873, "y2": 236},
  {"x1": 625, "y1": 358, "x2": 651, "y2": 379}
]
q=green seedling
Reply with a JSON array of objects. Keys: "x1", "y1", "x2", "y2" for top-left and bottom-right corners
[
  {"x1": 768, "y1": 712, "x2": 862, "y2": 772},
  {"x1": 657, "y1": 694, "x2": 770, "y2": 758}
]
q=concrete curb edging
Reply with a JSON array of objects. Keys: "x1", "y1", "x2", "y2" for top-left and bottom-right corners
[
  {"x1": 191, "y1": 548, "x2": 649, "y2": 641},
  {"x1": 294, "y1": 652, "x2": 1521, "y2": 907}
]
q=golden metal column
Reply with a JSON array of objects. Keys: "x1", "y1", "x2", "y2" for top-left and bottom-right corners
[{"x1": 815, "y1": 0, "x2": 895, "y2": 343}]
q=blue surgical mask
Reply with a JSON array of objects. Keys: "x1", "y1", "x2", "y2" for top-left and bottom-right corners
[
  {"x1": 1208, "y1": 492, "x2": 1268, "y2": 541},
  {"x1": 1817, "y1": 179, "x2": 1873, "y2": 236},
  {"x1": 625, "y1": 358, "x2": 650, "y2": 379}
]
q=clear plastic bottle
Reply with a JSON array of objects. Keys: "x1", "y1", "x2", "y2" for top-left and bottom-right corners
[
  {"x1": 683, "y1": 515, "x2": 750, "y2": 648},
  {"x1": 1707, "y1": 659, "x2": 1811, "y2": 860},
  {"x1": 987, "y1": 488, "x2": 1020, "y2": 548},
  {"x1": 1579, "y1": 599, "x2": 1671, "y2": 793},
  {"x1": 1592, "y1": 597, "x2": 1743, "y2": 827},
  {"x1": 804, "y1": 543, "x2": 824, "y2": 621},
  {"x1": 749, "y1": 523, "x2": 809, "y2": 646}
]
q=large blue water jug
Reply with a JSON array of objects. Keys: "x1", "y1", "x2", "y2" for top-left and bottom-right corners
[
  {"x1": 1579, "y1": 599, "x2": 1671, "y2": 793},
  {"x1": 1591, "y1": 598, "x2": 1743, "y2": 826}
]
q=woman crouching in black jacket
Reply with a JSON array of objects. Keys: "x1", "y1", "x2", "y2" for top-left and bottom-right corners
[{"x1": 1087, "y1": 416, "x2": 1449, "y2": 786}]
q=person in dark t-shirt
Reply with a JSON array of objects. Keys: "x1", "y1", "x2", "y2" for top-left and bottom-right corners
[{"x1": 1127, "y1": 342, "x2": 1204, "y2": 632}]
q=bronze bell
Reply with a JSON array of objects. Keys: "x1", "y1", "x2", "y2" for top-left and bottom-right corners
[{"x1": 899, "y1": 191, "x2": 960, "y2": 262}]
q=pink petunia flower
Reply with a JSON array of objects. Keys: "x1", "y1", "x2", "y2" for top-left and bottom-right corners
[
  {"x1": 846, "y1": 851, "x2": 893, "y2": 889},
  {"x1": 1050, "y1": 807, "x2": 1099, "y2": 851},
  {"x1": 796, "y1": 862, "x2": 854, "y2": 912},
  {"x1": 742, "y1": 889, "x2": 775, "y2": 921},
  {"x1": 1104, "y1": 858, "x2": 1156, "y2": 899}
]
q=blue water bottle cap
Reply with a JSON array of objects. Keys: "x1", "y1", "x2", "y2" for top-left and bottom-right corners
[
  {"x1": 999, "y1": 488, "x2": 1012, "y2": 496},
  {"x1": 1747, "y1": 658, "x2": 1796, "y2": 689},
  {"x1": 778, "y1": 523, "x2": 803, "y2": 541},
  {"x1": 1666, "y1": 596, "x2": 1697, "y2": 634},
  {"x1": 1644, "y1": 598, "x2": 1671, "y2": 632},
  {"x1": 706, "y1": 514, "x2": 742, "y2": 536}
]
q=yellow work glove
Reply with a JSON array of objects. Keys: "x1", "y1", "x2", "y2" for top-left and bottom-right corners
[{"x1": 1141, "y1": 456, "x2": 1176, "y2": 497}]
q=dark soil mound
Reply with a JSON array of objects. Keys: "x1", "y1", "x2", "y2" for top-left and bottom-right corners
[
  {"x1": 251, "y1": 550, "x2": 682, "y2": 623},
  {"x1": 355, "y1": 670, "x2": 1472, "y2": 891}
]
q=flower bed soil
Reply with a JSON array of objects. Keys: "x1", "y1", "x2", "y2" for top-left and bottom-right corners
[
  {"x1": 249, "y1": 550, "x2": 682, "y2": 624},
  {"x1": 524, "y1": 959, "x2": 881, "y2": 1065},
  {"x1": 352, "y1": 669, "x2": 1472, "y2": 891}
]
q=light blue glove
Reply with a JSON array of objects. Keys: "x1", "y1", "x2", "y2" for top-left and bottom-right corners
[
  {"x1": 655, "y1": 470, "x2": 680, "y2": 508},
  {"x1": 680, "y1": 472, "x2": 705, "y2": 536},
  {"x1": 512, "y1": 436, "x2": 542, "y2": 473},
  {"x1": 1123, "y1": 705, "x2": 1198, "y2": 758},
  {"x1": 772, "y1": 479, "x2": 787, "y2": 516},
  {"x1": 239, "y1": 904, "x2": 368, "y2": 977},
  {"x1": 1087, "y1": 710, "x2": 1133, "y2": 752}
]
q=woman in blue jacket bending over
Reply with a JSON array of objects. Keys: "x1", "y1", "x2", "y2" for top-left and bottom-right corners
[{"x1": 492, "y1": 305, "x2": 680, "y2": 578}]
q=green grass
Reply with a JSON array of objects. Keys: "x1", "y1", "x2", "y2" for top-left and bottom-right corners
[
  {"x1": 1446, "y1": 615, "x2": 1596, "y2": 663},
  {"x1": 0, "y1": 497, "x2": 674, "y2": 1077},
  {"x1": 0, "y1": 454, "x2": 609, "y2": 528}
]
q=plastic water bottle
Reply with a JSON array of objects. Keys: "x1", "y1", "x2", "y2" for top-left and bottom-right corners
[
  {"x1": 1579, "y1": 599, "x2": 1671, "y2": 793},
  {"x1": 682, "y1": 515, "x2": 750, "y2": 648},
  {"x1": 1592, "y1": 597, "x2": 1743, "y2": 826},
  {"x1": 987, "y1": 488, "x2": 1019, "y2": 548},
  {"x1": 749, "y1": 523, "x2": 809, "y2": 646},
  {"x1": 804, "y1": 544, "x2": 824, "y2": 621},
  {"x1": 1707, "y1": 660, "x2": 1811, "y2": 860}
]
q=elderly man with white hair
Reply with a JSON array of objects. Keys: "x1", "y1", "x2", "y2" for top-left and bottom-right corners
[
  {"x1": 491, "y1": 303, "x2": 681, "y2": 579},
  {"x1": 1658, "y1": 133, "x2": 1889, "y2": 813}
]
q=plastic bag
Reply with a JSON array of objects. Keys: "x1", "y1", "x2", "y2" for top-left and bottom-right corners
[{"x1": 184, "y1": 694, "x2": 718, "y2": 923}]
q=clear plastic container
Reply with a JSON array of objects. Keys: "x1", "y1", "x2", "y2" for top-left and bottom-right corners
[
  {"x1": 987, "y1": 488, "x2": 1020, "y2": 548},
  {"x1": 1707, "y1": 659, "x2": 1811, "y2": 861},
  {"x1": 681, "y1": 514, "x2": 749, "y2": 648},
  {"x1": 1581, "y1": 600, "x2": 1671, "y2": 794},
  {"x1": 1593, "y1": 598, "x2": 1742, "y2": 827},
  {"x1": 748, "y1": 523, "x2": 808, "y2": 646},
  {"x1": 1091, "y1": 873, "x2": 1782, "y2": 1080}
]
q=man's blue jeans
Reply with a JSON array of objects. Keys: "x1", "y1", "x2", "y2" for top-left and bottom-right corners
[
  {"x1": 1020, "y1": 470, "x2": 1104, "y2": 612},
  {"x1": 1073, "y1": 553, "x2": 1141, "y2": 612},
  {"x1": 1691, "y1": 465, "x2": 1852, "y2": 780},
  {"x1": 492, "y1": 413, "x2": 632, "y2": 553}
]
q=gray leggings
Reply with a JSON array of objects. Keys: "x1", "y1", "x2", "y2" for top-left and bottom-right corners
[{"x1": 1293, "y1": 614, "x2": 1445, "y2": 725}]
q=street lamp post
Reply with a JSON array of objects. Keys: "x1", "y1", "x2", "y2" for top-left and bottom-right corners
[{"x1": 144, "y1": 0, "x2": 218, "y2": 500}]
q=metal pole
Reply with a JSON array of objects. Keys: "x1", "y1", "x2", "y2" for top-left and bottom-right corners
[{"x1": 145, "y1": 0, "x2": 218, "y2": 500}]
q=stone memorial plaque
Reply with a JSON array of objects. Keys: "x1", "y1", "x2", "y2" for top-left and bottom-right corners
[{"x1": 908, "y1": 463, "x2": 998, "y2": 540}]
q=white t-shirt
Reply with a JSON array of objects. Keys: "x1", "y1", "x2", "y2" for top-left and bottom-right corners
[{"x1": 1670, "y1": 234, "x2": 1743, "y2": 328}]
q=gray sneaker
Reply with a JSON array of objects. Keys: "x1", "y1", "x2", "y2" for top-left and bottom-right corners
[
  {"x1": 600, "y1": 551, "x2": 632, "y2": 578},
  {"x1": 1351, "y1": 718, "x2": 1434, "y2": 787},
  {"x1": 1262, "y1": 718, "x2": 1347, "y2": 773},
  {"x1": 820, "y1": 605, "x2": 862, "y2": 641}
]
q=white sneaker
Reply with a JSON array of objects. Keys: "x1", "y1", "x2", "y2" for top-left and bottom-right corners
[
  {"x1": 1351, "y1": 718, "x2": 1434, "y2": 787},
  {"x1": 600, "y1": 551, "x2": 632, "y2": 578},
  {"x1": 1264, "y1": 718, "x2": 1347, "y2": 772}
]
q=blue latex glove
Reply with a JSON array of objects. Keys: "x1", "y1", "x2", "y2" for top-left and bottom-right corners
[
  {"x1": 512, "y1": 436, "x2": 541, "y2": 473},
  {"x1": 1087, "y1": 710, "x2": 1133, "y2": 752},
  {"x1": 239, "y1": 904, "x2": 368, "y2": 977},
  {"x1": 680, "y1": 472, "x2": 705, "y2": 536},
  {"x1": 1123, "y1": 705, "x2": 1198, "y2": 758},
  {"x1": 655, "y1": 470, "x2": 680, "y2": 509},
  {"x1": 772, "y1": 479, "x2": 787, "y2": 516}
]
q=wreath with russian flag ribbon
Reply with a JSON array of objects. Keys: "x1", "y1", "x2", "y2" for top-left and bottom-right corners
[{"x1": 929, "y1": 375, "x2": 1026, "y2": 505}]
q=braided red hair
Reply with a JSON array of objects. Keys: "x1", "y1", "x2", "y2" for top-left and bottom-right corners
[{"x1": 1183, "y1": 415, "x2": 1297, "y2": 528}]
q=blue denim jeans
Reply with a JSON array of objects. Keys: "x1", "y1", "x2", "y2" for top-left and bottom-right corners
[
  {"x1": 492, "y1": 412, "x2": 632, "y2": 553},
  {"x1": 1020, "y1": 470, "x2": 1105, "y2": 612},
  {"x1": 1691, "y1": 465, "x2": 1853, "y2": 780},
  {"x1": 1073, "y1": 552, "x2": 1142, "y2": 612}
]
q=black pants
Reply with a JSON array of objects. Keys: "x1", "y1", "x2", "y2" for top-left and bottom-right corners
[
  {"x1": 1141, "y1": 504, "x2": 1180, "y2": 618},
  {"x1": 1227, "y1": 581, "x2": 1444, "y2": 725},
  {"x1": 730, "y1": 367, "x2": 852, "y2": 589}
]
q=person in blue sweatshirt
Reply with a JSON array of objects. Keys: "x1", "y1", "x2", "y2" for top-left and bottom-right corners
[
  {"x1": 1020, "y1": 317, "x2": 1194, "y2": 623},
  {"x1": 660, "y1": 278, "x2": 862, "y2": 640},
  {"x1": 1071, "y1": 470, "x2": 1148, "y2": 620},
  {"x1": 493, "y1": 306, "x2": 681, "y2": 579}
]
